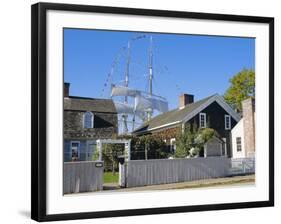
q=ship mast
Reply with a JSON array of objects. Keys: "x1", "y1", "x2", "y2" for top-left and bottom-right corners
[
  {"x1": 122, "y1": 41, "x2": 131, "y2": 134},
  {"x1": 147, "y1": 36, "x2": 153, "y2": 121},
  {"x1": 111, "y1": 35, "x2": 167, "y2": 134}
]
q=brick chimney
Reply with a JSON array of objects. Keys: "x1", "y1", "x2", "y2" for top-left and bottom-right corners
[
  {"x1": 64, "y1": 82, "x2": 70, "y2": 97},
  {"x1": 242, "y1": 98, "x2": 255, "y2": 157},
  {"x1": 179, "y1": 94, "x2": 194, "y2": 109}
]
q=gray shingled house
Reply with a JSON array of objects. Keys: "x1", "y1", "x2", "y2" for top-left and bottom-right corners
[
  {"x1": 64, "y1": 83, "x2": 118, "y2": 162},
  {"x1": 133, "y1": 93, "x2": 240, "y2": 157}
]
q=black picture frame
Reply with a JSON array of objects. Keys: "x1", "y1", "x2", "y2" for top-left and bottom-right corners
[{"x1": 31, "y1": 2, "x2": 274, "y2": 222}]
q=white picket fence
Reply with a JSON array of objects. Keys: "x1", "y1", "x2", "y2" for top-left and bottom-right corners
[
  {"x1": 63, "y1": 161, "x2": 104, "y2": 194},
  {"x1": 228, "y1": 157, "x2": 255, "y2": 175},
  {"x1": 121, "y1": 157, "x2": 255, "y2": 188},
  {"x1": 63, "y1": 157, "x2": 255, "y2": 193},
  {"x1": 123, "y1": 157, "x2": 229, "y2": 188}
]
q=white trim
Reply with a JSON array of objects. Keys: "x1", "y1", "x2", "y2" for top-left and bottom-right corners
[
  {"x1": 225, "y1": 114, "x2": 231, "y2": 130},
  {"x1": 199, "y1": 112, "x2": 207, "y2": 128},
  {"x1": 214, "y1": 95, "x2": 241, "y2": 121},
  {"x1": 146, "y1": 120, "x2": 181, "y2": 132},
  {"x1": 170, "y1": 138, "x2": 176, "y2": 152},
  {"x1": 70, "y1": 141, "x2": 80, "y2": 160},
  {"x1": 139, "y1": 94, "x2": 240, "y2": 133},
  {"x1": 222, "y1": 138, "x2": 227, "y2": 157},
  {"x1": 86, "y1": 140, "x2": 97, "y2": 161},
  {"x1": 83, "y1": 111, "x2": 94, "y2": 129},
  {"x1": 96, "y1": 139, "x2": 131, "y2": 161},
  {"x1": 182, "y1": 94, "x2": 240, "y2": 124},
  {"x1": 236, "y1": 137, "x2": 242, "y2": 152}
]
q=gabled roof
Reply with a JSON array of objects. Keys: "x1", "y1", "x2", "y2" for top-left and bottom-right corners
[
  {"x1": 133, "y1": 94, "x2": 240, "y2": 134},
  {"x1": 64, "y1": 96, "x2": 117, "y2": 113}
]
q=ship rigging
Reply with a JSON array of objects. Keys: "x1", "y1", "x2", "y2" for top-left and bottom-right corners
[{"x1": 106, "y1": 35, "x2": 169, "y2": 134}]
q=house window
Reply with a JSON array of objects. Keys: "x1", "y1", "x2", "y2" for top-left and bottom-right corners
[
  {"x1": 170, "y1": 138, "x2": 176, "y2": 153},
  {"x1": 199, "y1": 113, "x2": 207, "y2": 128},
  {"x1": 225, "y1": 115, "x2": 231, "y2": 130},
  {"x1": 84, "y1": 111, "x2": 94, "y2": 128},
  {"x1": 87, "y1": 142, "x2": 97, "y2": 161},
  {"x1": 71, "y1": 141, "x2": 80, "y2": 161},
  {"x1": 236, "y1": 137, "x2": 242, "y2": 152}
]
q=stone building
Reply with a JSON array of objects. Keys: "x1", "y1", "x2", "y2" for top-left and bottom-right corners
[
  {"x1": 63, "y1": 83, "x2": 118, "y2": 162},
  {"x1": 133, "y1": 93, "x2": 240, "y2": 157},
  {"x1": 231, "y1": 98, "x2": 255, "y2": 158}
]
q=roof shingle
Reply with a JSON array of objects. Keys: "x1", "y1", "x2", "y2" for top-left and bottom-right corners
[
  {"x1": 64, "y1": 96, "x2": 117, "y2": 113},
  {"x1": 133, "y1": 95, "x2": 215, "y2": 133}
]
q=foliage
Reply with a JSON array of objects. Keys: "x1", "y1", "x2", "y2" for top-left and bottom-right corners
[
  {"x1": 95, "y1": 134, "x2": 170, "y2": 173},
  {"x1": 94, "y1": 126, "x2": 216, "y2": 165},
  {"x1": 224, "y1": 68, "x2": 255, "y2": 112},
  {"x1": 92, "y1": 143, "x2": 124, "y2": 173},
  {"x1": 92, "y1": 149, "x2": 99, "y2": 161},
  {"x1": 195, "y1": 128, "x2": 216, "y2": 148},
  {"x1": 151, "y1": 127, "x2": 179, "y2": 141},
  {"x1": 131, "y1": 135, "x2": 170, "y2": 160},
  {"x1": 175, "y1": 126, "x2": 216, "y2": 158},
  {"x1": 103, "y1": 143, "x2": 124, "y2": 173},
  {"x1": 174, "y1": 125, "x2": 195, "y2": 158}
]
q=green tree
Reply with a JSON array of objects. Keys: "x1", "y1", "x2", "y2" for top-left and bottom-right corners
[
  {"x1": 174, "y1": 125, "x2": 195, "y2": 158},
  {"x1": 194, "y1": 128, "x2": 216, "y2": 156},
  {"x1": 92, "y1": 143, "x2": 124, "y2": 174},
  {"x1": 224, "y1": 68, "x2": 255, "y2": 112},
  {"x1": 175, "y1": 126, "x2": 216, "y2": 158},
  {"x1": 175, "y1": 131, "x2": 193, "y2": 158},
  {"x1": 131, "y1": 135, "x2": 169, "y2": 160}
]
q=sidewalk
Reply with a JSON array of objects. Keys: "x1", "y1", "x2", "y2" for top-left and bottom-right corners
[{"x1": 67, "y1": 174, "x2": 255, "y2": 196}]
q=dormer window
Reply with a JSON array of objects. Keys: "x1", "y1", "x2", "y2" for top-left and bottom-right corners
[
  {"x1": 84, "y1": 111, "x2": 94, "y2": 128},
  {"x1": 199, "y1": 113, "x2": 207, "y2": 128}
]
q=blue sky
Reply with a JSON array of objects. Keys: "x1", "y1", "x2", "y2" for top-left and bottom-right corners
[{"x1": 64, "y1": 28, "x2": 255, "y2": 109}]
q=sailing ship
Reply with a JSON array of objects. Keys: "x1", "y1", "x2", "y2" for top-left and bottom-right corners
[{"x1": 106, "y1": 35, "x2": 169, "y2": 134}]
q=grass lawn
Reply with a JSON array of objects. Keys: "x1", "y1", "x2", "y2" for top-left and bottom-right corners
[{"x1": 103, "y1": 172, "x2": 119, "y2": 183}]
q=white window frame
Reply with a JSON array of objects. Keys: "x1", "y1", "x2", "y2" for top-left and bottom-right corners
[
  {"x1": 83, "y1": 111, "x2": 94, "y2": 129},
  {"x1": 70, "y1": 141, "x2": 80, "y2": 161},
  {"x1": 199, "y1": 112, "x2": 207, "y2": 128},
  {"x1": 222, "y1": 138, "x2": 227, "y2": 157},
  {"x1": 236, "y1": 137, "x2": 242, "y2": 152},
  {"x1": 225, "y1": 114, "x2": 231, "y2": 130}
]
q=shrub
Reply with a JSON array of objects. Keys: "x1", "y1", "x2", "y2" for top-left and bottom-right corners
[{"x1": 175, "y1": 126, "x2": 216, "y2": 158}]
